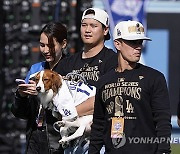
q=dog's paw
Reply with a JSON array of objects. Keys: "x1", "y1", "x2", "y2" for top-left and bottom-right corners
[
  {"x1": 57, "y1": 121, "x2": 65, "y2": 127},
  {"x1": 59, "y1": 139, "x2": 69, "y2": 149},
  {"x1": 62, "y1": 142, "x2": 70, "y2": 149},
  {"x1": 59, "y1": 138, "x2": 67, "y2": 144}
]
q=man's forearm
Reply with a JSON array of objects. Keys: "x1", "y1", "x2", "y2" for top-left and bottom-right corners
[{"x1": 76, "y1": 96, "x2": 95, "y2": 116}]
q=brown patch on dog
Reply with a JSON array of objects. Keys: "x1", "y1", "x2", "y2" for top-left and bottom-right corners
[{"x1": 35, "y1": 69, "x2": 62, "y2": 94}]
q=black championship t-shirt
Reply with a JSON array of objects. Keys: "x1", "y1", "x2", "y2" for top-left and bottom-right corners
[
  {"x1": 56, "y1": 46, "x2": 118, "y2": 87},
  {"x1": 89, "y1": 63, "x2": 171, "y2": 154}
]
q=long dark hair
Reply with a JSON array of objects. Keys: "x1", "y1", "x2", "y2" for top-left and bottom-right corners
[{"x1": 40, "y1": 22, "x2": 67, "y2": 60}]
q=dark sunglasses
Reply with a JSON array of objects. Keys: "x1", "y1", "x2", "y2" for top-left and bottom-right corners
[{"x1": 122, "y1": 39, "x2": 143, "y2": 46}]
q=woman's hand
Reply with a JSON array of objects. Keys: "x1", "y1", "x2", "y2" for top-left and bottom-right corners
[{"x1": 17, "y1": 80, "x2": 38, "y2": 97}]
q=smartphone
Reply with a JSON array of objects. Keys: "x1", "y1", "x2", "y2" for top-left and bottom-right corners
[{"x1": 15, "y1": 79, "x2": 26, "y2": 84}]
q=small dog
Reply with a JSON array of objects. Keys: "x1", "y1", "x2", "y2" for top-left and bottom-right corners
[
  {"x1": 34, "y1": 69, "x2": 95, "y2": 148},
  {"x1": 35, "y1": 69, "x2": 62, "y2": 110}
]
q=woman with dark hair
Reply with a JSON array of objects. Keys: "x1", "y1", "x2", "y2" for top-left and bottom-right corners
[{"x1": 11, "y1": 22, "x2": 67, "y2": 154}]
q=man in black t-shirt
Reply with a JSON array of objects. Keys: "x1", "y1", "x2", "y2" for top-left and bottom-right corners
[
  {"x1": 55, "y1": 8, "x2": 118, "y2": 154},
  {"x1": 89, "y1": 20, "x2": 171, "y2": 154}
]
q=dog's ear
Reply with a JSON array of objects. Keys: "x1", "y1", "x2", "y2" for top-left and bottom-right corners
[
  {"x1": 33, "y1": 72, "x2": 40, "y2": 85},
  {"x1": 51, "y1": 72, "x2": 62, "y2": 94}
]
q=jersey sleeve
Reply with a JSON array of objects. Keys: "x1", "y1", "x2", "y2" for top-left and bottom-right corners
[
  {"x1": 25, "y1": 62, "x2": 45, "y2": 83},
  {"x1": 150, "y1": 73, "x2": 171, "y2": 153}
]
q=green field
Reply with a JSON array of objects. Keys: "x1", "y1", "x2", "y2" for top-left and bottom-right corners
[{"x1": 171, "y1": 144, "x2": 180, "y2": 154}]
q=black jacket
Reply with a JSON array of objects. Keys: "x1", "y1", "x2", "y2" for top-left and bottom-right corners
[{"x1": 11, "y1": 61, "x2": 63, "y2": 154}]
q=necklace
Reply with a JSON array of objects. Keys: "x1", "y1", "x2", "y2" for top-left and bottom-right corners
[{"x1": 49, "y1": 56, "x2": 62, "y2": 70}]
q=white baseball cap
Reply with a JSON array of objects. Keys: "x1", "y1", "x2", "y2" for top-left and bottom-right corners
[
  {"x1": 82, "y1": 8, "x2": 109, "y2": 27},
  {"x1": 113, "y1": 20, "x2": 151, "y2": 41},
  {"x1": 81, "y1": 8, "x2": 110, "y2": 40}
]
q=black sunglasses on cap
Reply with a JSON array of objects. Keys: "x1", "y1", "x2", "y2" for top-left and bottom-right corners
[{"x1": 122, "y1": 39, "x2": 143, "y2": 46}]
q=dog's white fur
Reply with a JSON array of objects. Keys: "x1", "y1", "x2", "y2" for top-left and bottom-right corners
[
  {"x1": 36, "y1": 71, "x2": 54, "y2": 109},
  {"x1": 35, "y1": 69, "x2": 94, "y2": 148},
  {"x1": 56, "y1": 115, "x2": 93, "y2": 146}
]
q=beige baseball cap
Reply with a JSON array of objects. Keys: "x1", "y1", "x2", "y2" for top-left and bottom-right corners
[
  {"x1": 113, "y1": 20, "x2": 151, "y2": 41},
  {"x1": 81, "y1": 8, "x2": 110, "y2": 40}
]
